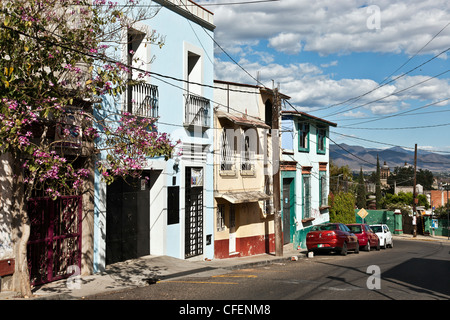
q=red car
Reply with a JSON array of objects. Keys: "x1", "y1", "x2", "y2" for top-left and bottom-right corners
[
  {"x1": 306, "y1": 223, "x2": 359, "y2": 256},
  {"x1": 346, "y1": 223, "x2": 380, "y2": 251}
]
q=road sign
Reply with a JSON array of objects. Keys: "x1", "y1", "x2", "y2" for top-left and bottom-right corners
[
  {"x1": 432, "y1": 219, "x2": 438, "y2": 229},
  {"x1": 357, "y1": 208, "x2": 369, "y2": 220}
]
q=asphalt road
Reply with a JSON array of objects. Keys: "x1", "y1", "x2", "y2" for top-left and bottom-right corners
[{"x1": 87, "y1": 238, "x2": 450, "y2": 301}]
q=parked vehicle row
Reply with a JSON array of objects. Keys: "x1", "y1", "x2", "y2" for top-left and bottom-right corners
[{"x1": 306, "y1": 222, "x2": 393, "y2": 256}]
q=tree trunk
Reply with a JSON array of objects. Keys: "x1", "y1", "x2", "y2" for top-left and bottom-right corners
[{"x1": 11, "y1": 157, "x2": 33, "y2": 298}]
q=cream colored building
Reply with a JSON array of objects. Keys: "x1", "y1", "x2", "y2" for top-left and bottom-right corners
[{"x1": 213, "y1": 80, "x2": 287, "y2": 258}]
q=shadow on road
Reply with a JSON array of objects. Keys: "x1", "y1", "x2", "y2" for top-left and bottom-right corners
[{"x1": 382, "y1": 258, "x2": 450, "y2": 298}]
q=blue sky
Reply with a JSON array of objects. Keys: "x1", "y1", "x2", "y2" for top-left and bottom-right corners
[{"x1": 201, "y1": 0, "x2": 450, "y2": 155}]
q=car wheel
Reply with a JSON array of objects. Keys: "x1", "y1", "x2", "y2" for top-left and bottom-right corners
[
  {"x1": 354, "y1": 242, "x2": 359, "y2": 254},
  {"x1": 340, "y1": 242, "x2": 348, "y2": 256},
  {"x1": 389, "y1": 239, "x2": 393, "y2": 248},
  {"x1": 376, "y1": 240, "x2": 380, "y2": 251},
  {"x1": 381, "y1": 240, "x2": 386, "y2": 249},
  {"x1": 365, "y1": 242, "x2": 370, "y2": 252}
]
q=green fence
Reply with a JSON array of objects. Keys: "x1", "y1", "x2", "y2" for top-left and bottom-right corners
[
  {"x1": 354, "y1": 209, "x2": 400, "y2": 234},
  {"x1": 354, "y1": 209, "x2": 450, "y2": 237},
  {"x1": 422, "y1": 216, "x2": 449, "y2": 237}
]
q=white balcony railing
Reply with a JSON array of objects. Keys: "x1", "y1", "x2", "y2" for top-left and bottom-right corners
[
  {"x1": 127, "y1": 82, "x2": 159, "y2": 118},
  {"x1": 184, "y1": 94, "x2": 210, "y2": 129}
]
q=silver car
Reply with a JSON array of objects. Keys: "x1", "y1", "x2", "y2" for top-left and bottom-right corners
[{"x1": 369, "y1": 224, "x2": 393, "y2": 249}]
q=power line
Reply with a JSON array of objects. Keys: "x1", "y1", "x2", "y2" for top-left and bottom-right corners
[
  {"x1": 197, "y1": 0, "x2": 279, "y2": 6},
  {"x1": 378, "y1": 21, "x2": 450, "y2": 86},
  {"x1": 330, "y1": 106, "x2": 450, "y2": 123},
  {"x1": 336, "y1": 97, "x2": 450, "y2": 127},
  {"x1": 327, "y1": 21, "x2": 450, "y2": 118},
  {"x1": 0, "y1": 23, "x2": 262, "y2": 96},
  {"x1": 323, "y1": 68, "x2": 450, "y2": 119},
  {"x1": 328, "y1": 135, "x2": 377, "y2": 166},
  {"x1": 335, "y1": 121, "x2": 450, "y2": 131},
  {"x1": 0, "y1": 21, "x2": 275, "y2": 129},
  {"x1": 310, "y1": 46, "x2": 450, "y2": 115},
  {"x1": 72, "y1": 0, "x2": 280, "y2": 7}
]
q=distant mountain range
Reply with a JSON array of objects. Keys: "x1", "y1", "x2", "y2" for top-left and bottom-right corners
[{"x1": 330, "y1": 144, "x2": 450, "y2": 172}]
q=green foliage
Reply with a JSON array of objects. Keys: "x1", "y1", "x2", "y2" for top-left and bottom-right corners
[
  {"x1": 385, "y1": 202, "x2": 412, "y2": 216},
  {"x1": 329, "y1": 159, "x2": 354, "y2": 193},
  {"x1": 328, "y1": 191, "x2": 356, "y2": 224},
  {"x1": 381, "y1": 191, "x2": 429, "y2": 209},
  {"x1": 434, "y1": 204, "x2": 450, "y2": 219},
  {"x1": 386, "y1": 166, "x2": 434, "y2": 191}
]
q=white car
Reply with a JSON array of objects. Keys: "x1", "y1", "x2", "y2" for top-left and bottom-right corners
[{"x1": 369, "y1": 224, "x2": 393, "y2": 249}]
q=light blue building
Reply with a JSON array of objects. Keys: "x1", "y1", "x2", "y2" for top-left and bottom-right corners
[
  {"x1": 280, "y1": 110, "x2": 337, "y2": 249},
  {"x1": 93, "y1": 0, "x2": 215, "y2": 272}
]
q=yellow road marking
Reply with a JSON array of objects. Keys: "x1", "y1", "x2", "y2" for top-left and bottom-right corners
[
  {"x1": 157, "y1": 280, "x2": 238, "y2": 285},
  {"x1": 240, "y1": 268, "x2": 289, "y2": 273},
  {"x1": 212, "y1": 274, "x2": 257, "y2": 278}
]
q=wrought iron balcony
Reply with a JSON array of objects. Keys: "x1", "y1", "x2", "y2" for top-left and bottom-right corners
[
  {"x1": 127, "y1": 82, "x2": 159, "y2": 119},
  {"x1": 184, "y1": 94, "x2": 210, "y2": 130}
]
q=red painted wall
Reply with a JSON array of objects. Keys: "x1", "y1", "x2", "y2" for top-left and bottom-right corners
[{"x1": 214, "y1": 234, "x2": 275, "y2": 259}]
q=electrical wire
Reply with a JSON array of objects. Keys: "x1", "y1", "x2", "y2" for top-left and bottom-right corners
[
  {"x1": 310, "y1": 46, "x2": 450, "y2": 115},
  {"x1": 322, "y1": 68, "x2": 450, "y2": 119},
  {"x1": 70, "y1": 0, "x2": 280, "y2": 7},
  {"x1": 335, "y1": 97, "x2": 450, "y2": 128}
]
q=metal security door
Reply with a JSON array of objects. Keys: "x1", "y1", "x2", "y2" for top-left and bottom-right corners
[
  {"x1": 283, "y1": 180, "x2": 291, "y2": 244},
  {"x1": 185, "y1": 167, "x2": 203, "y2": 258},
  {"x1": 106, "y1": 175, "x2": 150, "y2": 265},
  {"x1": 27, "y1": 196, "x2": 82, "y2": 286}
]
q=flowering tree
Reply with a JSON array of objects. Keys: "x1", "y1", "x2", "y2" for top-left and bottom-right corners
[{"x1": 0, "y1": 0, "x2": 175, "y2": 296}]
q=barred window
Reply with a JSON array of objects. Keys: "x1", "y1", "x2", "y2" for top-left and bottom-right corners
[
  {"x1": 220, "y1": 128, "x2": 233, "y2": 171},
  {"x1": 299, "y1": 123, "x2": 309, "y2": 151},
  {"x1": 319, "y1": 172, "x2": 328, "y2": 207},
  {"x1": 317, "y1": 128, "x2": 326, "y2": 154},
  {"x1": 303, "y1": 174, "x2": 311, "y2": 218},
  {"x1": 217, "y1": 204, "x2": 226, "y2": 232}
]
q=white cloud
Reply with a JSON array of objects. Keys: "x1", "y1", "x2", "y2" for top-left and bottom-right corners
[
  {"x1": 268, "y1": 33, "x2": 302, "y2": 54},
  {"x1": 211, "y1": 0, "x2": 450, "y2": 56},
  {"x1": 341, "y1": 111, "x2": 367, "y2": 118},
  {"x1": 210, "y1": 0, "x2": 450, "y2": 122},
  {"x1": 392, "y1": 75, "x2": 450, "y2": 102},
  {"x1": 214, "y1": 56, "x2": 450, "y2": 118},
  {"x1": 321, "y1": 60, "x2": 338, "y2": 68}
]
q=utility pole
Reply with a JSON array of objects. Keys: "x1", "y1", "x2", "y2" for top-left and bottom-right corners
[
  {"x1": 413, "y1": 144, "x2": 417, "y2": 237},
  {"x1": 272, "y1": 86, "x2": 283, "y2": 256}
]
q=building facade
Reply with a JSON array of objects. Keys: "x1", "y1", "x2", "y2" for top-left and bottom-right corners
[
  {"x1": 93, "y1": 0, "x2": 215, "y2": 272},
  {"x1": 212, "y1": 80, "x2": 285, "y2": 258},
  {"x1": 280, "y1": 110, "x2": 337, "y2": 249}
]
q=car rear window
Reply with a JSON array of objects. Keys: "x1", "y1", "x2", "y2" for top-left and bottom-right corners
[
  {"x1": 311, "y1": 224, "x2": 338, "y2": 231},
  {"x1": 370, "y1": 226, "x2": 382, "y2": 233},
  {"x1": 347, "y1": 225, "x2": 362, "y2": 233}
]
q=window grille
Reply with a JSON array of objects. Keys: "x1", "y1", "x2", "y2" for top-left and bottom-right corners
[
  {"x1": 303, "y1": 174, "x2": 311, "y2": 218},
  {"x1": 217, "y1": 204, "x2": 225, "y2": 232}
]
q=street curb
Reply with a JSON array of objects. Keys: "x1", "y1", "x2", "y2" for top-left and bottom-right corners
[
  {"x1": 220, "y1": 253, "x2": 308, "y2": 271},
  {"x1": 393, "y1": 234, "x2": 450, "y2": 242}
]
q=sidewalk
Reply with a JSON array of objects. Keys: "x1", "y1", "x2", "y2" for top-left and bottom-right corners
[
  {"x1": 0, "y1": 243, "x2": 306, "y2": 300},
  {"x1": 393, "y1": 232, "x2": 450, "y2": 242}
]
